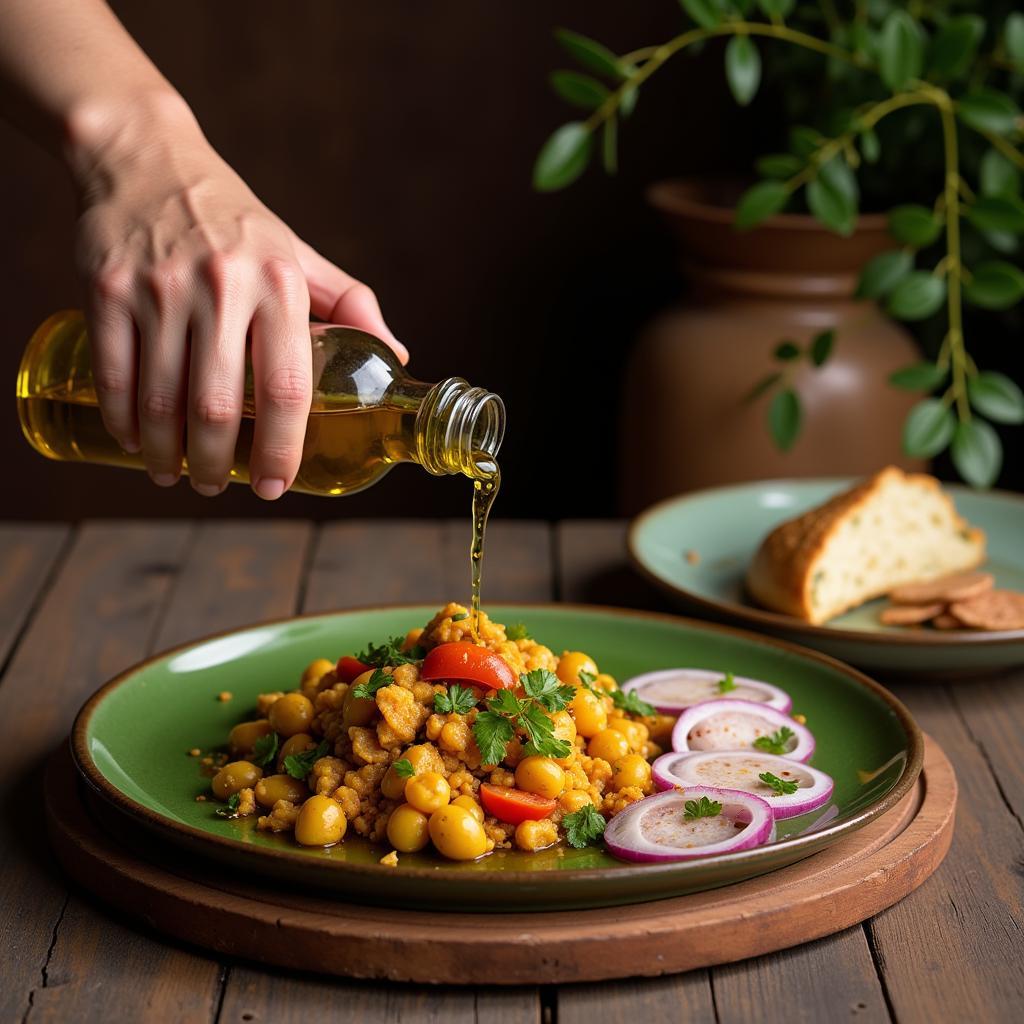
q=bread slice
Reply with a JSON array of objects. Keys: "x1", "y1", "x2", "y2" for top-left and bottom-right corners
[{"x1": 746, "y1": 467, "x2": 986, "y2": 624}]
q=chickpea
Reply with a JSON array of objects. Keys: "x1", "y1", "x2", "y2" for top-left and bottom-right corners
[
  {"x1": 254, "y1": 773, "x2": 309, "y2": 808},
  {"x1": 386, "y1": 803, "x2": 431, "y2": 852},
  {"x1": 268, "y1": 693, "x2": 315, "y2": 738},
  {"x1": 402, "y1": 627, "x2": 425, "y2": 652},
  {"x1": 559, "y1": 789, "x2": 594, "y2": 814},
  {"x1": 515, "y1": 756, "x2": 565, "y2": 799},
  {"x1": 612, "y1": 753, "x2": 652, "y2": 791},
  {"x1": 550, "y1": 710, "x2": 577, "y2": 766},
  {"x1": 294, "y1": 795, "x2": 347, "y2": 846},
  {"x1": 429, "y1": 804, "x2": 488, "y2": 860},
  {"x1": 211, "y1": 760, "x2": 262, "y2": 800},
  {"x1": 301, "y1": 658, "x2": 335, "y2": 685},
  {"x1": 228, "y1": 719, "x2": 273, "y2": 757},
  {"x1": 277, "y1": 733, "x2": 316, "y2": 770},
  {"x1": 570, "y1": 688, "x2": 607, "y2": 738},
  {"x1": 341, "y1": 671, "x2": 379, "y2": 729},
  {"x1": 588, "y1": 728, "x2": 630, "y2": 764},
  {"x1": 452, "y1": 794, "x2": 485, "y2": 822},
  {"x1": 381, "y1": 744, "x2": 443, "y2": 799},
  {"x1": 515, "y1": 818, "x2": 558, "y2": 852},
  {"x1": 405, "y1": 771, "x2": 451, "y2": 814},
  {"x1": 607, "y1": 718, "x2": 647, "y2": 751},
  {"x1": 556, "y1": 651, "x2": 599, "y2": 687},
  {"x1": 595, "y1": 672, "x2": 618, "y2": 692}
]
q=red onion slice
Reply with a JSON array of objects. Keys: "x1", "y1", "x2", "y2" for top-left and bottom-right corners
[
  {"x1": 621, "y1": 668, "x2": 791, "y2": 714},
  {"x1": 671, "y1": 699, "x2": 815, "y2": 762},
  {"x1": 603, "y1": 786, "x2": 774, "y2": 862},
  {"x1": 651, "y1": 751, "x2": 834, "y2": 819}
]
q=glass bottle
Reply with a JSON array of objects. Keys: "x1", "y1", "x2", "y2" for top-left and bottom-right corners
[{"x1": 17, "y1": 310, "x2": 504, "y2": 495}]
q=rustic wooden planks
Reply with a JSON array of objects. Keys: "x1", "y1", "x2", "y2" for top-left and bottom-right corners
[{"x1": 557, "y1": 973, "x2": 716, "y2": 1024}]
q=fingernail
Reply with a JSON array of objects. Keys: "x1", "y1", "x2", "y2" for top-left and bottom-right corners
[
  {"x1": 151, "y1": 473, "x2": 178, "y2": 487},
  {"x1": 192, "y1": 482, "x2": 222, "y2": 498},
  {"x1": 254, "y1": 477, "x2": 286, "y2": 500},
  {"x1": 121, "y1": 439, "x2": 141, "y2": 454}
]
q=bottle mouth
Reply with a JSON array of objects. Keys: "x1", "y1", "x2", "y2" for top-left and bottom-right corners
[{"x1": 416, "y1": 377, "x2": 505, "y2": 479}]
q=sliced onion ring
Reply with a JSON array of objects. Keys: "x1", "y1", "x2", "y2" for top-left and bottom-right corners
[
  {"x1": 671, "y1": 698, "x2": 815, "y2": 762},
  {"x1": 651, "y1": 750, "x2": 834, "y2": 819},
  {"x1": 621, "y1": 668, "x2": 791, "y2": 714},
  {"x1": 603, "y1": 786, "x2": 773, "y2": 862}
]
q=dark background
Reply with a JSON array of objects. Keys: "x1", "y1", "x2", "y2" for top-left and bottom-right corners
[{"x1": 1, "y1": 2, "x2": 1019, "y2": 521}]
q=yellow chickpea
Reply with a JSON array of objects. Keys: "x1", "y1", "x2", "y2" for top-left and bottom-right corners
[
  {"x1": 381, "y1": 745, "x2": 442, "y2": 799},
  {"x1": 301, "y1": 658, "x2": 335, "y2": 685},
  {"x1": 342, "y1": 672, "x2": 380, "y2": 729},
  {"x1": 429, "y1": 804, "x2": 488, "y2": 860},
  {"x1": 559, "y1": 789, "x2": 594, "y2": 814},
  {"x1": 611, "y1": 753, "x2": 652, "y2": 791},
  {"x1": 595, "y1": 672, "x2": 618, "y2": 692},
  {"x1": 588, "y1": 728, "x2": 631, "y2": 764},
  {"x1": 515, "y1": 756, "x2": 566, "y2": 799},
  {"x1": 402, "y1": 627, "x2": 425, "y2": 652},
  {"x1": 452, "y1": 794, "x2": 485, "y2": 822},
  {"x1": 607, "y1": 718, "x2": 647, "y2": 751},
  {"x1": 267, "y1": 693, "x2": 315, "y2": 738},
  {"x1": 211, "y1": 760, "x2": 262, "y2": 800},
  {"x1": 556, "y1": 651, "x2": 599, "y2": 687},
  {"x1": 277, "y1": 733, "x2": 316, "y2": 770},
  {"x1": 515, "y1": 818, "x2": 558, "y2": 852},
  {"x1": 228, "y1": 719, "x2": 273, "y2": 756},
  {"x1": 550, "y1": 710, "x2": 577, "y2": 766},
  {"x1": 570, "y1": 688, "x2": 608, "y2": 738},
  {"x1": 405, "y1": 771, "x2": 451, "y2": 814},
  {"x1": 386, "y1": 803, "x2": 431, "y2": 852},
  {"x1": 254, "y1": 773, "x2": 309, "y2": 808},
  {"x1": 294, "y1": 795, "x2": 347, "y2": 846}
]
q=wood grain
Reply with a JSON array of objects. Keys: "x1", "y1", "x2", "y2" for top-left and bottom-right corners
[
  {"x1": 557, "y1": 973, "x2": 716, "y2": 1024},
  {"x1": 555, "y1": 520, "x2": 661, "y2": 608}
]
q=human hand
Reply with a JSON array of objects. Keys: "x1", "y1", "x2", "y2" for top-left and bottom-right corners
[{"x1": 71, "y1": 94, "x2": 406, "y2": 499}]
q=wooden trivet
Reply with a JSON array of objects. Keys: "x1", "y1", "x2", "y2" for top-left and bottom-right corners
[{"x1": 45, "y1": 737, "x2": 955, "y2": 985}]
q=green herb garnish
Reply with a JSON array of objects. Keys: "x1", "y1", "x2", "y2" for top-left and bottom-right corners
[
  {"x1": 283, "y1": 739, "x2": 330, "y2": 780},
  {"x1": 684, "y1": 796, "x2": 723, "y2": 820},
  {"x1": 520, "y1": 669, "x2": 575, "y2": 712},
  {"x1": 250, "y1": 731, "x2": 279, "y2": 768},
  {"x1": 215, "y1": 792, "x2": 242, "y2": 817},
  {"x1": 577, "y1": 669, "x2": 602, "y2": 695},
  {"x1": 355, "y1": 636, "x2": 425, "y2": 668},
  {"x1": 351, "y1": 667, "x2": 393, "y2": 701},
  {"x1": 452, "y1": 612, "x2": 469, "y2": 622},
  {"x1": 717, "y1": 672, "x2": 737, "y2": 694},
  {"x1": 472, "y1": 710, "x2": 518, "y2": 766},
  {"x1": 434, "y1": 683, "x2": 478, "y2": 716},
  {"x1": 759, "y1": 771, "x2": 799, "y2": 796},
  {"x1": 392, "y1": 758, "x2": 416, "y2": 779},
  {"x1": 610, "y1": 688, "x2": 655, "y2": 717},
  {"x1": 753, "y1": 726, "x2": 796, "y2": 756},
  {"x1": 471, "y1": 674, "x2": 573, "y2": 765},
  {"x1": 505, "y1": 622, "x2": 531, "y2": 641},
  {"x1": 562, "y1": 803, "x2": 607, "y2": 848}
]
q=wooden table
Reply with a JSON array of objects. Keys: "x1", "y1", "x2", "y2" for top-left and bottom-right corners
[{"x1": 2, "y1": 519, "x2": 1022, "y2": 1023}]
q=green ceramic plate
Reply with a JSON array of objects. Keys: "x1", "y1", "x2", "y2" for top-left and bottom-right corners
[
  {"x1": 630, "y1": 479, "x2": 1024, "y2": 676},
  {"x1": 73, "y1": 604, "x2": 922, "y2": 912}
]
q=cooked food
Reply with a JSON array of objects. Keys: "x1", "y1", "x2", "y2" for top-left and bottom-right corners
[
  {"x1": 670, "y1": 699, "x2": 815, "y2": 762},
  {"x1": 875, "y1": 571, "x2": 1024, "y2": 631},
  {"x1": 949, "y1": 590, "x2": 1024, "y2": 630},
  {"x1": 890, "y1": 570, "x2": 994, "y2": 605},
  {"x1": 620, "y1": 669, "x2": 791, "y2": 714},
  {"x1": 746, "y1": 467, "x2": 986, "y2": 625},
  {"x1": 879, "y1": 602, "x2": 946, "y2": 625}
]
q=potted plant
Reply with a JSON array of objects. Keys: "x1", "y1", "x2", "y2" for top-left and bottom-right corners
[{"x1": 534, "y1": 0, "x2": 1024, "y2": 501}]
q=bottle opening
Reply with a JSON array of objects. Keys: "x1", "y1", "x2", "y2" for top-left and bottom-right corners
[{"x1": 416, "y1": 378, "x2": 505, "y2": 479}]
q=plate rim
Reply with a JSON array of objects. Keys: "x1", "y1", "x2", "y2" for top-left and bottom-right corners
[
  {"x1": 629, "y1": 477, "x2": 1024, "y2": 648},
  {"x1": 71, "y1": 602, "x2": 924, "y2": 892}
]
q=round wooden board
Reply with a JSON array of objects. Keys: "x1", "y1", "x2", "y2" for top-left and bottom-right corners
[{"x1": 45, "y1": 737, "x2": 956, "y2": 985}]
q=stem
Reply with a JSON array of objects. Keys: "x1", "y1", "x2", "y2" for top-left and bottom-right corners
[{"x1": 979, "y1": 129, "x2": 1024, "y2": 170}]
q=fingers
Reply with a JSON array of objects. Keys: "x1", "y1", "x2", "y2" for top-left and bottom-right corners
[
  {"x1": 249, "y1": 260, "x2": 312, "y2": 500},
  {"x1": 291, "y1": 236, "x2": 408, "y2": 364}
]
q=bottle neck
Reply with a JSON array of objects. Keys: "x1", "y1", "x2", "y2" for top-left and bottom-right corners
[{"x1": 414, "y1": 377, "x2": 505, "y2": 479}]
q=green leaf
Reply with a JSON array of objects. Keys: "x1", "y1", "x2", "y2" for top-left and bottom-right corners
[
  {"x1": 774, "y1": 340, "x2": 801, "y2": 361},
  {"x1": 807, "y1": 176, "x2": 856, "y2": 236},
  {"x1": 602, "y1": 116, "x2": 617, "y2": 175},
  {"x1": 620, "y1": 85, "x2": 638, "y2": 118},
  {"x1": 680, "y1": 0, "x2": 721, "y2": 29},
  {"x1": 392, "y1": 758, "x2": 416, "y2": 779},
  {"x1": 1006, "y1": 13, "x2": 1024, "y2": 72},
  {"x1": 562, "y1": 803, "x2": 606, "y2": 849},
  {"x1": 966, "y1": 195, "x2": 1024, "y2": 234},
  {"x1": 810, "y1": 330, "x2": 835, "y2": 367},
  {"x1": 434, "y1": 683, "x2": 478, "y2": 716},
  {"x1": 756, "y1": 153, "x2": 802, "y2": 179},
  {"x1": 684, "y1": 796, "x2": 723, "y2": 820},
  {"x1": 979, "y1": 149, "x2": 1021, "y2": 198},
  {"x1": 927, "y1": 15, "x2": 984, "y2": 79},
  {"x1": 610, "y1": 688, "x2": 656, "y2": 717},
  {"x1": 983, "y1": 230, "x2": 1019, "y2": 255},
  {"x1": 860, "y1": 128, "x2": 881, "y2": 164},
  {"x1": 903, "y1": 399, "x2": 955, "y2": 457},
  {"x1": 964, "y1": 261, "x2": 1024, "y2": 310},
  {"x1": 742, "y1": 370, "x2": 783, "y2": 405},
  {"x1": 967, "y1": 372, "x2": 1024, "y2": 424},
  {"x1": 957, "y1": 90, "x2": 1022, "y2": 135},
  {"x1": 283, "y1": 740, "x2": 330, "y2": 780},
  {"x1": 520, "y1": 669, "x2": 575, "y2": 713},
  {"x1": 356, "y1": 635, "x2": 423, "y2": 667},
  {"x1": 886, "y1": 272, "x2": 945, "y2": 320},
  {"x1": 351, "y1": 667, "x2": 393, "y2": 700},
  {"x1": 888, "y1": 205, "x2": 941, "y2": 247},
  {"x1": 757, "y1": 0, "x2": 795, "y2": 17},
  {"x1": 717, "y1": 672, "x2": 736, "y2": 694},
  {"x1": 520, "y1": 704, "x2": 572, "y2": 759},
  {"x1": 735, "y1": 180, "x2": 789, "y2": 229},
  {"x1": 533, "y1": 123, "x2": 593, "y2": 192},
  {"x1": 725, "y1": 35, "x2": 761, "y2": 107},
  {"x1": 554, "y1": 29, "x2": 627, "y2": 81},
  {"x1": 889, "y1": 361, "x2": 948, "y2": 392},
  {"x1": 768, "y1": 389, "x2": 802, "y2": 451},
  {"x1": 857, "y1": 250, "x2": 914, "y2": 299},
  {"x1": 251, "y1": 732, "x2": 279, "y2": 769},
  {"x1": 505, "y1": 622, "x2": 530, "y2": 641},
  {"x1": 819, "y1": 156, "x2": 859, "y2": 207},
  {"x1": 877, "y1": 11, "x2": 925, "y2": 91},
  {"x1": 789, "y1": 125, "x2": 821, "y2": 160},
  {"x1": 473, "y1": 710, "x2": 516, "y2": 767},
  {"x1": 952, "y1": 419, "x2": 1002, "y2": 488},
  {"x1": 549, "y1": 70, "x2": 610, "y2": 109},
  {"x1": 752, "y1": 726, "x2": 796, "y2": 755},
  {"x1": 759, "y1": 770, "x2": 800, "y2": 795}
]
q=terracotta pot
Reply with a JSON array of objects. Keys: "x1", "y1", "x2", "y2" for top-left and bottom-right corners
[{"x1": 619, "y1": 179, "x2": 925, "y2": 514}]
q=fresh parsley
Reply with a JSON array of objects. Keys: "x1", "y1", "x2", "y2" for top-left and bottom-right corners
[
  {"x1": 283, "y1": 739, "x2": 330, "y2": 780},
  {"x1": 215, "y1": 792, "x2": 241, "y2": 817},
  {"x1": 433, "y1": 683, "x2": 478, "y2": 716},
  {"x1": 759, "y1": 771, "x2": 799, "y2": 795},
  {"x1": 250, "y1": 731, "x2": 279, "y2": 768},
  {"x1": 753, "y1": 726, "x2": 796, "y2": 756},
  {"x1": 519, "y1": 703, "x2": 571, "y2": 759},
  {"x1": 355, "y1": 636, "x2": 425, "y2": 668},
  {"x1": 451, "y1": 612, "x2": 469, "y2": 622},
  {"x1": 505, "y1": 622, "x2": 531, "y2": 641},
  {"x1": 473, "y1": 710, "x2": 517, "y2": 766},
  {"x1": 351, "y1": 667, "x2": 393, "y2": 701},
  {"x1": 562, "y1": 803, "x2": 606, "y2": 848},
  {"x1": 717, "y1": 672, "x2": 737, "y2": 694},
  {"x1": 610, "y1": 688, "x2": 655, "y2": 717},
  {"x1": 577, "y1": 669, "x2": 601, "y2": 694},
  {"x1": 392, "y1": 758, "x2": 416, "y2": 779},
  {"x1": 471, "y1": 675, "x2": 573, "y2": 766},
  {"x1": 684, "y1": 796, "x2": 723, "y2": 820},
  {"x1": 520, "y1": 669, "x2": 575, "y2": 713}
]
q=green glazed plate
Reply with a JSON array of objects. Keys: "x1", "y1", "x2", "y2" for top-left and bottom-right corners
[
  {"x1": 630, "y1": 479, "x2": 1024, "y2": 677},
  {"x1": 73, "y1": 604, "x2": 922, "y2": 912}
]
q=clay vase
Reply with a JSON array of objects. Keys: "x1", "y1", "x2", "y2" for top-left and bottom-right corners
[{"x1": 619, "y1": 179, "x2": 925, "y2": 514}]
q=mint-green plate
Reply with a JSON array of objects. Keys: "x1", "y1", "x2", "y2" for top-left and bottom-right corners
[
  {"x1": 72, "y1": 604, "x2": 922, "y2": 911},
  {"x1": 630, "y1": 479, "x2": 1024, "y2": 677}
]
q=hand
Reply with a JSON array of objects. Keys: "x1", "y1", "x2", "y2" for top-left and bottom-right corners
[{"x1": 71, "y1": 94, "x2": 406, "y2": 499}]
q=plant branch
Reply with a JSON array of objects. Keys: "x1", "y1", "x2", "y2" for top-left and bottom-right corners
[{"x1": 978, "y1": 129, "x2": 1024, "y2": 170}]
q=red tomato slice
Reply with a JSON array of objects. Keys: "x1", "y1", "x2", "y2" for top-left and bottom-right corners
[
  {"x1": 479, "y1": 784, "x2": 556, "y2": 825},
  {"x1": 420, "y1": 642, "x2": 516, "y2": 690},
  {"x1": 336, "y1": 656, "x2": 371, "y2": 683}
]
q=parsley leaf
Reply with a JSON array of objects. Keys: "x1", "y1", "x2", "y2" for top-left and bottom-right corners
[
  {"x1": 717, "y1": 672, "x2": 737, "y2": 694},
  {"x1": 520, "y1": 669, "x2": 575, "y2": 713},
  {"x1": 753, "y1": 726, "x2": 796, "y2": 756},
  {"x1": 488, "y1": 688, "x2": 522, "y2": 716},
  {"x1": 351, "y1": 667, "x2": 393, "y2": 700},
  {"x1": 759, "y1": 770, "x2": 799, "y2": 795},
  {"x1": 216, "y1": 792, "x2": 242, "y2": 817},
  {"x1": 684, "y1": 796, "x2": 722, "y2": 820},
  {"x1": 520, "y1": 703, "x2": 572, "y2": 759},
  {"x1": 392, "y1": 758, "x2": 416, "y2": 779},
  {"x1": 562, "y1": 803, "x2": 606, "y2": 848},
  {"x1": 434, "y1": 683, "x2": 478, "y2": 716},
  {"x1": 610, "y1": 688, "x2": 655, "y2": 717},
  {"x1": 250, "y1": 731, "x2": 279, "y2": 768},
  {"x1": 355, "y1": 636, "x2": 424, "y2": 667},
  {"x1": 505, "y1": 622, "x2": 531, "y2": 641},
  {"x1": 473, "y1": 710, "x2": 516, "y2": 766},
  {"x1": 451, "y1": 612, "x2": 469, "y2": 622},
  {"x1": 283, "y1": 739, "x2": 330, "y2": 780}
]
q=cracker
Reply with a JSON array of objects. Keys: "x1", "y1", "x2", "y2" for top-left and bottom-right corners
[
  {"x1": 948, "y1": 590, "x2": 1024, "y2": 631},
  {"x1": 880, "y1": 602, "x2": 946, "y2": 625},
  {"x1": 931, "y1": 613, "x2": 963, "y2": 630},
  {"x1": 890, "y1": 570, "x2": 994, "y2": 606}
]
